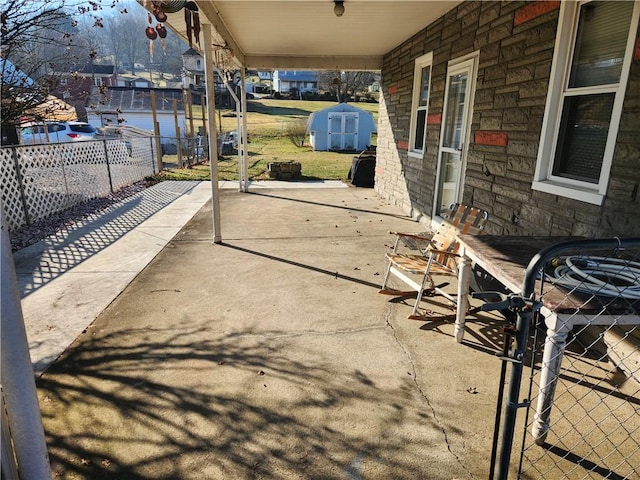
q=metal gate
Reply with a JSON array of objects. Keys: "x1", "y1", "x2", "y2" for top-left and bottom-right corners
[{"x1": 484, "y1": 238, "x2": 640, "y2": 479}]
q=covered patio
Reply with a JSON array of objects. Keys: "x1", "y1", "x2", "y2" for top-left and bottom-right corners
[{"x1": 28, "y1": 182, "x2": 503, "y2": 478}]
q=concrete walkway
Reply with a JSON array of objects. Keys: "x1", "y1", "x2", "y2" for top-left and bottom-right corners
[{"x1": 19, "y1": 181, "x2": 506, "y2": 479}]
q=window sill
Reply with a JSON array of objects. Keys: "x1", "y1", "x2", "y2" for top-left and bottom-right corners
[
  {"x1": 407, "y1": 151, "x2": 424, "y2": 160},
  {"x1": 532, "y1": 180, "x2": 604, "y2": 206}
]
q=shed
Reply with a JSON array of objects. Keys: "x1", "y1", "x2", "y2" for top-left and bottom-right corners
[{"x1": 307, "y1": 103, "x2": 375, "y2": 152}]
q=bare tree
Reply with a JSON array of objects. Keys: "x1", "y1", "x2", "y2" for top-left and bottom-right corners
[
  {"x1": 318, "y1": 71, "x2": 377, "y2": 102},
  {"x1": 115, "y1": 6, "x2": 148, "y2": 75},
  {"x1": 1, "y1": 0, "x2": 115, "y2": 130}
]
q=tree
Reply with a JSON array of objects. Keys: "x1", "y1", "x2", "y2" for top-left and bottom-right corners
[
  {"x1": 1, "y1": 0, "x2": 114, "y2": 129},
  {"x1": 318, "y1": 71, "x2": 377, "y2": 102},
  {"x1": 114, "y1": 6, "x2": 148, "y2": 75}
]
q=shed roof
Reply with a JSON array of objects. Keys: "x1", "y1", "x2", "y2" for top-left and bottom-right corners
[{"x1": 308, "y1": 102, "x2": 374, "y2": 121}]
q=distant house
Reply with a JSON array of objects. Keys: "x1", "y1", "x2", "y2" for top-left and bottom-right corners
[
  {"x1": 181, "y1": 48, "x2": 228, "y2": 92},
  {"x1": 85, "y1": 86, "x2": 185, "y2": 143},
  {"x1": 181, "y1": 48, "x2": 236, "y2": 106},
  {"x1": 117, "y1": 76, "x2": 152, "y2": 88},
  {"x1": 0, "y1": 58, "x2": 34, "y2": 89},
  {"x1": 307, "y1": 103, "x2": 376, "y2": 152},
  {"x1": 1, "y1": 58, "x2": 35, "y2": 144},
  {"x1": 50, "y1": 64, "x2": 118, "y2": 121},
  {"x1": 51, "y1": 64, "x2": 118, "y2": 98},
  {"x1": 181, "y1": 48, "x2": 207, "y2": 90},
  {"x1": 272, "y1": 70, "x2": 318, "y2": 95}
]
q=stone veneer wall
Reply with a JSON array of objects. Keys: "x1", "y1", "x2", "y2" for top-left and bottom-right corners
[{"x1": 375, "y1": 1, "x2": 640, "y2": 237}]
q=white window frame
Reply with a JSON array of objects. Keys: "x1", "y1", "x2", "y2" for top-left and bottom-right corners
[
  {"x1": 532, "y1": 0, "x2": 640, "y2": 206},
  {"x1": 408, "y1": 52, "x2": 433, "y2": 159}
]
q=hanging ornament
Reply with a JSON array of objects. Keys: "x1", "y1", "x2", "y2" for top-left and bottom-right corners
[
  {"x1": 156, "y1": 23, "x2": 167, "y2": 54},
  {"x1": 154, "y1": 9, "x2": 167, "y2": 22},
  {"x1": 153, "y1": 1, "x2": 186, "y2": 14},
  {"x1": 145, "y1": 26, "x2": 157, "y2": 40},
  {"x1": 192, "y1": 10, "x2": 200, "y2": 45},
  {"x1": 156, "y1": 23, "x2": 167, "y2": 39},
  {"x1": 185, "y1": 5, "x2": 192, "y2": 47},
  {"x1": 184, "y1": 1, "x2": 200, "y2": 47}
]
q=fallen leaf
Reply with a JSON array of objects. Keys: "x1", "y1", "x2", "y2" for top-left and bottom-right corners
[
  {"x1": 466, "y1": 387, "x2": 478, "y2": 394},
  {"x1": 258, "y1": 370, "x2": 265, "y2": 376}
]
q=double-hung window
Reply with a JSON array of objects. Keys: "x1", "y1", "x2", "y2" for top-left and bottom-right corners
[
  {"x1": 408, "y1": 52, "x2": 433, "y2": 158},
  {"x1": 532, "y1": 1, "x2": 639, "y2": 205}
]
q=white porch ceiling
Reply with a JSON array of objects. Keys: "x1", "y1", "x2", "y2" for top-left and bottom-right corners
[{"x1": 157, "y1": 1, "x2": 461, "y2": 70}]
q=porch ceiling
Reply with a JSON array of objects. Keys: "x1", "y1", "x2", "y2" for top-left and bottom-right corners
[{"x1": 154, "y1": 1, "x2": 461, "y2": 70}]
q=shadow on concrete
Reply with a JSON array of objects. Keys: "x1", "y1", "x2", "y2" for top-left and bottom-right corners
[
  {"x1": 221, "y1": 242, "x2": 382, "y2": 289},
  {"x1": 249, "y1": 191, "x2": 411, "y2": 220},
  {"x1": 37, "y1": 324, "x2": 461, "y2": 479},
  {"x1": 14, "y1": 182, "x2": 198, "y2": 298}
]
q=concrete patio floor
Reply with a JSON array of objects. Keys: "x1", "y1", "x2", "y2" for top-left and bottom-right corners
[{"x1": 20, "y1": 181, "x2": 510, "y2": 479}]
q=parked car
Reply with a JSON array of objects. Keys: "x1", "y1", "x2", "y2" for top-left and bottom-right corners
[
  {"x1": 94, "y1": 125, "x2": 128, "y2": 140},
  {"x1": 19, "y1": 121, "x2": 97, "y2": 144}
]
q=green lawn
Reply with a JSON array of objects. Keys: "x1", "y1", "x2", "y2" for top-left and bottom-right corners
[{"x1": 157, "y1": 98, "x2": 378, "y2": 182}]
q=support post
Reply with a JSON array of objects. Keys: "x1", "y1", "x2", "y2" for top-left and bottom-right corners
[
  {"x1": 1, "y1": 212, "x2": 51, "y2": 479},
  {"x1": 150, "y1": 90, "x2": 163, "y2": 172},
  {"x1": 240, "y1": 68, "x2": 249, "y2": 192},
  {"x1": 185, "y1": 88, "x2": 195, "y2": 137},
  {"x1": 203, "y1": 23, "x2": 222, "y2": 244},
  {"x1": 173, "y1": 99, "x2": 182, "y2": 168}
]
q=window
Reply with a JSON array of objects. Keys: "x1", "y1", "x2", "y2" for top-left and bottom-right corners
[
  {"x1": 94, "y1": 77, "x2": 102, "y2": 86},
  {"x1": 408, "y1": 52, "x2": 433, "y2": 158},
  {"x1": 533, "y1": 1, "x2": 639, "y2": 205}
]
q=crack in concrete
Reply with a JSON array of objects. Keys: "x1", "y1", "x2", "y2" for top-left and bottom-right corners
[
  {"x1": 383, "y1": 302, "x2": 476, "y2": 479},
  {"x1": 212, "y1": 324, "x2": 388, "y2": 341}
]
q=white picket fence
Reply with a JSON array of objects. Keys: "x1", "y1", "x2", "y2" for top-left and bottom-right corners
[{"x1": 0, "y1": 138, "x2": 157, "y2": 231}]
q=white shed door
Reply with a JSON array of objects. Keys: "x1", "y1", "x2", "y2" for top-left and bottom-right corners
[{"x1": 328, "y1": 112, "x2": 358, "y2": 150}]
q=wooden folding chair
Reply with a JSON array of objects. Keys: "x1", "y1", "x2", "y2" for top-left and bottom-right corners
[{"x1": 379, "y1": 204, "x2": 488, "y2": 320}]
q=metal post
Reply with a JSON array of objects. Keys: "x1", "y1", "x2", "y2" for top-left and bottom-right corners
[
  {"x1": 203, "y1": 23, "x2": 222, "y2": 244},
  {"x1": 0, "y1": 210, "x2": 51, "y2": 479},
  {"x1": 240, "y1": 67, "x2": 249, "y2": 192},
  {"x1": 496, "y1": 308, "x2": 533, "y2": 480},
  {"x1": 102, "y1": 140, "x2": 114, "y2": 193}
]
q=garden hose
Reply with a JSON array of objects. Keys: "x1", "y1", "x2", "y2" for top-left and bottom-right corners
[{"x1": 548, "y1": 256, "x2": 640, "y2": 300}]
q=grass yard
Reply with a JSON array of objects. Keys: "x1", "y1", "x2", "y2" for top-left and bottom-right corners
[{"x1": 157, "y1": 98, "x2": 378, "y2": 182}]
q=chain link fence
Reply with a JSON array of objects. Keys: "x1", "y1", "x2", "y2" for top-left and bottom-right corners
[
  {"x1": 487, "y1": 239, "x2": 640, "y2": 479},
  {"x1": 1, "y1": 137, "x2": 156, "y2": 231}
]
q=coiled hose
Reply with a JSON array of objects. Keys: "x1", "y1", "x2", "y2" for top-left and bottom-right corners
[{"x1": 549, "y1": 256, "x2": 640, "y2": 300}]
